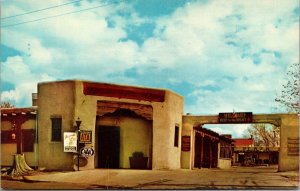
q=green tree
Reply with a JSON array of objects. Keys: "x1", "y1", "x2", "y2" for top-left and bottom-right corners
[{"x1": 275, "y1": 62, "x2": 300, "y2": 113}]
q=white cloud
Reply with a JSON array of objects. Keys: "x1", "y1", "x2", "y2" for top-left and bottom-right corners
[
  {"x1": 1, "y1": 0, "x2": 298, "y2": 115},
  {"x1": 204, "y1": 124, "x2": 250, "y2": 138},
  {"x1": 1, "y1": 56, "x2": 55, "y2": 106}
]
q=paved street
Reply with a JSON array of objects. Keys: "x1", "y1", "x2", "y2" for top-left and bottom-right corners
[{"x1": 1, "y1": 165, "x2": 299, "y2": 190}]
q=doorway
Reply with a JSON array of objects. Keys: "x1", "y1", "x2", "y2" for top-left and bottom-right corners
[
  {"x1": 98, "y1": 126, "x2": 120, "y2": 168},
  {"x1": 194, "y1": 132, "x2": 202, "y2": 168}
]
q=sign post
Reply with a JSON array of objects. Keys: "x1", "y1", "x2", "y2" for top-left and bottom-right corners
[{"x1": 75, "y1": 118, "x2": 82, "y2": 171}]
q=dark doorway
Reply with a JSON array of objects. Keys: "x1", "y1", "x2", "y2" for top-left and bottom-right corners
[
  {"x1": 98, "y1": 126, "x2": 120, "y2": 168},
  {"x1": 194, "y1": 132, "x2": 202, "y2": 168}
]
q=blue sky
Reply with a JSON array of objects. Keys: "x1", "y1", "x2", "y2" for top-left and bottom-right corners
[{"x1": 1, "y1": 0, "x2": 299, "y2": 137}]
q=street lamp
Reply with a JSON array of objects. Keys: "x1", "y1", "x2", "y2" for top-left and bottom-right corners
[{"x1": 76, "y1": 117, "x2": 81, "y2": 171}]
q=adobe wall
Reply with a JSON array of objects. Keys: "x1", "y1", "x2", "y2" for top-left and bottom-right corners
[
  {"x1": 278, "y1": 114, "x2": 299, "y2": 172},
  {"x1": 1, "y1": 121, "x2": 16, "y2": 166},
  {"x1": 37, "y1": 81, "x2": 76, "y2": 170}
]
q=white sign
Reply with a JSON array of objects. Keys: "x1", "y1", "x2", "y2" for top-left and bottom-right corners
[
  {"x1": 80, "y1": 147, "x2": 95, "y2": 157},
  {"x1": 64, "y1": 132, "x2": 77, "y2": 152}
]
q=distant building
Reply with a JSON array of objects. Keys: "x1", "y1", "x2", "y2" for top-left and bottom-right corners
[
  {"x1": 232, "y1": 138, "x2": 279, "y2": 166},
  {"x1": 233, "y1": 138, "x2": 254, "y2": 147}
]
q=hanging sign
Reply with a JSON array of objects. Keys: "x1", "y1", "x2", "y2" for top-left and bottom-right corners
[
  {"x1": 181, "y1": 136, "x2": 191, "y2": 151},
  {"x1": 219, "y1": 112, "x2": 252, "y2": 123},
  {"x1": 79, "y1": 130, "x2": 92, "y2": 143},
  {"x1": 64, "y1": 132, "x2": 77, "y2": 152}
]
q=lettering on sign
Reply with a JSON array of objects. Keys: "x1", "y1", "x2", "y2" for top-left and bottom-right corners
[
  {"x1": 287, "y1": 137, "x2": 299, "y2": 156},
  {"x1": 219, "y1": 112, "x2": 252, "y2": 124},
  {"x1": 182, "y1": 136, "x2": 191, "y2": 152},
  {"x1": 79, "y1": 131, "x2": 92, "y2": 144}
]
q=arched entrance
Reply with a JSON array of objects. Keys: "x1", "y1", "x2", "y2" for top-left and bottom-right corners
[
  {"x1": 181, "y1": 113, "x2": 299, "y2": 172},
  {"x1": 95, "y1": 101, "x2": 153, "y2": 169}
]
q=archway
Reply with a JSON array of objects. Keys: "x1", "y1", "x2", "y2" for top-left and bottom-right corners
[
  {"x1": 95, "y1": 101, "x2": 153, "y2": 169},
  {"x1": 181, "y1": 113, "x2": 299, "y2": 171}
]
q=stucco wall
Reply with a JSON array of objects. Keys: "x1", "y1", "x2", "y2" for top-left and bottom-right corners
[
  {"x1": 96, "y1": 116, "x2": 152, "y2": 168},
  {"x1": 37, "y1": 81, "x2": 76, "y2": 170},
  {"x1": 2, "y1": 121, "x2": 16, "y2": 166},
  {"x1": 181, "y1": 121, "x2": 193, "y2": 169},
  {"x1": 218, "y1": 159, "x2": 231, "y2": 169},
  {"x1": 65, "y1": 80, "x2": 183, "y2": 170},
  {"x1": 152, "y1": 91, "x2": 183, "y2": 169},
  {"x1": 279, "y1": 114, "x2": 299, "y2": 172},
  {"x1": 1, "y1": 144, "x2": 16, "y2": 166}
]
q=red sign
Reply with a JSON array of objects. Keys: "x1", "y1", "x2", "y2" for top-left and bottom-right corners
[
  {"x1": 79, "y1": 131, "x2": 92, "y2": 143},
  {"x1": 181, "y1": 136, "x2": 191, "y2": 151}
]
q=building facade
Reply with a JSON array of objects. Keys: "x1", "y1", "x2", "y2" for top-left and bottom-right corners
[
  {"x1": 232, "y1": 138, "x2": 279, "y2": 166},
  {"x1": 37, "y1": 80, "x2": 183, "y2": 170},
  {"x1": 1, "y1": 80, "x2": 299, "y2": 172}
]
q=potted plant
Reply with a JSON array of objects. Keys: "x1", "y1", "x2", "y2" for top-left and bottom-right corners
[{"x1": 129, "y1": 151, "x2": 148, "y2": 169}]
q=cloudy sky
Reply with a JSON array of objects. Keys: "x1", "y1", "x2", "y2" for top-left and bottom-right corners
[{"x1": 1, "y1": 0, "x2": 299, "y2": 137}]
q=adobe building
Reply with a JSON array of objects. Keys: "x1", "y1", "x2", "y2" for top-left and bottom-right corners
[
  {"x1": 232, "y1": 138, "x2": 279, "y2": 166},
  {"x1": 1, "y1": 80, "x2": 299, "y2": 172},
  {"x1": 37, "y1": 80, "x2": 183, "y2": 170}
]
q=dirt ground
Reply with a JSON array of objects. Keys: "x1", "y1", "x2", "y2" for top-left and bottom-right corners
[{"x1": 1, "y1": 165, "x2": 299, "y2": 190}]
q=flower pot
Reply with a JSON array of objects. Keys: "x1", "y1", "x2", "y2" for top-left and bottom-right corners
[{"x1": 129, "y1": 157, "x2": 148, "y2": 169}]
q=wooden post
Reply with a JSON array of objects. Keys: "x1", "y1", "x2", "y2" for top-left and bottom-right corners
[
  {"x1": 209, "y1": 139, "x2": 212, "y2": 168},
  {"x1": 16, "y1": 123, "x2": 22, "y2": 154},
  {"x1": 200, "y1": 134, "x2": 203, "y2": 168},
  {"x1": 13, "y1": 116, "x2": 28, "y2": 154}
]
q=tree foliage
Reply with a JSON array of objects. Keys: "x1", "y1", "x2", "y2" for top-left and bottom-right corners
[
  {"x1": 0, "y1": 101, "x2": 15, "y2": 108},
  {"x1": 244, "y1": 124, "x2": 280, "y2": 147},
  {"x1": 275, "y1": 62, "x2": 300, "y2": 113}
]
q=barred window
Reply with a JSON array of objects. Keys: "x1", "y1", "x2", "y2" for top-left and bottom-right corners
[{"x1": 51, "y1": 117, "x2": 62, "y2": 141}]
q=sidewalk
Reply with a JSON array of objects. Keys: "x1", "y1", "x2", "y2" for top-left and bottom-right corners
[{"x1": 20, "y1": 166, "x2": 299, "y2": 189}]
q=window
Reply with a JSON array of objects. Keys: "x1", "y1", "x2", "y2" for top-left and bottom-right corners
[
  {"x1": 174, "y1": 125, "x2": 179, "y2": 147},
  {"x1": 22, "y1": 129, "x2": 36, "y2": 152},
  {"x1": 51, "y1": 117, "x2": 62, "y2": 141}
]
